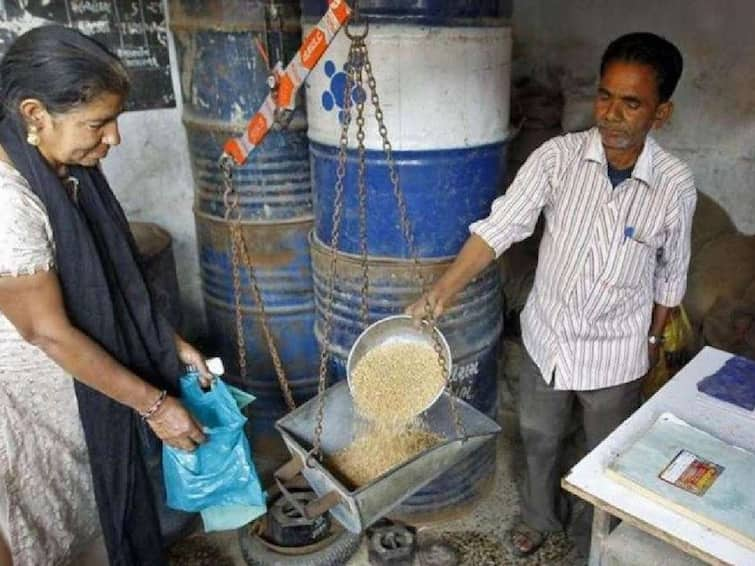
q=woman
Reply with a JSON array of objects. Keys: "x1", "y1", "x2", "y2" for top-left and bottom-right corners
[{"x1": 0, "y1": 26, "x2": 211, "y2": 565}]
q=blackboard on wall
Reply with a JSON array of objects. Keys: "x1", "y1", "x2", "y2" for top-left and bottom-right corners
[{"x1": 0, "y1": 0, "x2": 175, "y2": 111}]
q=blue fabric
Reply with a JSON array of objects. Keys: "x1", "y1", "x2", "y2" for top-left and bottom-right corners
[
  {"x1": 163, "y1": 373, "x2": 266, "y2": 530},
  {"x1": 697, "y1": 356, "x2": 755, "y2": 411},
  {"x1": 607, "y1": 163, "x2": 633, "y2": 188}
]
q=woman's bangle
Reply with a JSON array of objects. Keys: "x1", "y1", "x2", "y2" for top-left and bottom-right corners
[{"x1": 139, "y1": 390, "x2": 167, "y2": 421}]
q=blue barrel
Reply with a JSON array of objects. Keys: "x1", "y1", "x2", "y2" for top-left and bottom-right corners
[
  {"x1": 304, "y1": 13, "x2": 511, "y2": 259},
  {"x1": 170, "y1": 1, "x2": 321, "y2": 443},
  {"x1": 304, "y1": 5, "x2": 510, "y2": 519},
  {"x1": 311, "y1": 143, "x2": 505, "y2": 257}
]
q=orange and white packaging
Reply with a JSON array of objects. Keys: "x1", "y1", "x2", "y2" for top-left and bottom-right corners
[{"x1": 224, "y1": 0, "x2": 351, "y2": 165}]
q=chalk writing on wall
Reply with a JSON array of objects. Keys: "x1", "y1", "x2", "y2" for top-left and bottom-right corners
[{"x1": 0, "y1": 0, "x2": 175, "y2": 110}]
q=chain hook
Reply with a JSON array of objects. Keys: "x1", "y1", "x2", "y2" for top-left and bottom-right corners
[
  {"x1": 220, "y1": 153, "x2": 240, "y2": 222},
  {"x1": 219, "y1": 152, "x2": 234, "y2": 178},
  {"x1": 344, "y1": 8, "x2": 369, "y2": 41}
]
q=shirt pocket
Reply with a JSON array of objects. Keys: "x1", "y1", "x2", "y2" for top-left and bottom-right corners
[{"x1": 600, "y1": 237, "x2": 654, "y2": 289}]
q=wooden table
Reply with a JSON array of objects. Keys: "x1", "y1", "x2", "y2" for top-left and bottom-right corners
[{"x1": 562, "y1": 347, "x2": 755, "y2": 565}]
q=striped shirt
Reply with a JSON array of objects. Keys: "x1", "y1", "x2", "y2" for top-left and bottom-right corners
[{"x1": 470, "y1": 128, "x2": 697, "y2": 390}]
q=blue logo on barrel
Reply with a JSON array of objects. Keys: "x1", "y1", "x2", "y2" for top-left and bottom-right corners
[{"x1": 320, "y1": 60, "x2": 366, "y2": 124}]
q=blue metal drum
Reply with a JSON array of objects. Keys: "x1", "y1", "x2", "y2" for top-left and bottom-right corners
[
  {"x1": 170, "y1": 1, "x2": 321, "y2": 440},
  {"x1": 304, "y1": 14, "x2": 512, "y2": 259},
  {"x1": 304, "y1": 4, "x2": 511, "y2": 519},
  {"x1": 311, "y1": 143, "x2": 505, "y2": 258},
  {"x1": 196, "y1": 217, "x2": 320, "y2": 438}
]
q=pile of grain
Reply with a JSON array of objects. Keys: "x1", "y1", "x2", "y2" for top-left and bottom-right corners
[
  {"x1": 329, "y1": 423, "x2": 442, "y2": 488},
  {"x1": 438, "y1": 531, "x2": 505, "y2": 566},
  {"x1": 351, "y1": 341, "x2": 445, "y2": 424}
]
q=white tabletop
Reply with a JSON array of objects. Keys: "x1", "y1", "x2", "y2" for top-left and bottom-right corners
[{"x1": 563, "y1": 347, "x2": 755, "y2": 565}]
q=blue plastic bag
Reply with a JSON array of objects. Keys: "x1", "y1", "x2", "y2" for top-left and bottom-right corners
[{"x1": 163, "y1": 371, "x2": 266, "y2": 530}]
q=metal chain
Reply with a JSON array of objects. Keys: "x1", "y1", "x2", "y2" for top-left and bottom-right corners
[
  {"x1": 234, "y1": 225, "x2": 296, "y2": 410},
  {"x1": 310, "y1": 39, "x2": 358, "y2": 461},
  {"x1": 220, "y1": 155, "x2": 296, "y2": 411},
  {"x1": 354, "y1": 42, "x2": 370, "y2": 330},
  {"x1": 361, "y1": 43, "x2": 467, "y2": 441},
  {"x1": 425, "y1": 302, "x2": 465, "y2": 440},
  {"x1": 221, "y1": 156, "x2": 247, "y2": 384}
]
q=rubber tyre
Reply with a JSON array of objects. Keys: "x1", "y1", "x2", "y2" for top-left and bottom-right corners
[{"x1": 238, "y1": 525, "x2": 362, "y2": 566}]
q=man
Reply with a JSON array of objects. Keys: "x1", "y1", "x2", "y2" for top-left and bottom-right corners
[{"x1": 407, "y1": 32, "x2": 696, "y2": 556}]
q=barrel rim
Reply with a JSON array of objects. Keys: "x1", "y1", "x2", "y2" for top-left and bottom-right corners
[
  {"x1": 307, "y1": 137, "x2": 513, "y2": 157},
  {"x1": 194, "y1": 208, "x2": 314, "y2": 226},
  {"x1": 309, "y1": 231, "x2": 457, "y2": 264},
  {"x1": 301, "y1": 16, "x2": 512, "y2": 28},
  {"x1": 182, "y1": 111, "x2": 308, "y2": 134}
]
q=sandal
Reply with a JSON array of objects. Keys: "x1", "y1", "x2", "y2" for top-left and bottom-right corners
[{"x1": 507, "y1": 522, "x2": 545, "y2": 558}]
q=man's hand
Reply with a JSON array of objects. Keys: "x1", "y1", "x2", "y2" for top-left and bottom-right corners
[
  {"x1": 404, "y1": 234, "x2": 495, "y2": 324},
  {"x1": 647, "y1": 303, "x2": 671, "y2": 372},
  {"x1": 405, "y1": 291, "x2": 445, "y2": 323},
  {"x1": 648, "y1": 342, "x2": 662, "y2": 370}
]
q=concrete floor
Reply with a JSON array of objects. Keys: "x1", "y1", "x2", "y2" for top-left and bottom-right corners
[{"x1": 168, "y1": 408, "x2": 587, "y2": 566}]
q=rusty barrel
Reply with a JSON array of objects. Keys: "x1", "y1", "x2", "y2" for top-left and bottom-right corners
[{"x1": 169, "y1": 1, "x2": 320, "y2": 452}]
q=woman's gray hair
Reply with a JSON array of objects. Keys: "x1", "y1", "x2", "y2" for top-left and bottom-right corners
[{"x1": 0, "y1": 25, "x2": 130, "y2": 121}]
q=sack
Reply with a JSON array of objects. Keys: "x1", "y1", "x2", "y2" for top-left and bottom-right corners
[
  {"x1": 163, "y1": 371, "x2": 266, "y2": 529},
  {"x1": 642, "y1": 306, "x2": 695, "y2": 399}
]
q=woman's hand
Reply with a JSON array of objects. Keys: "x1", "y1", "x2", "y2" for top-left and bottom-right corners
[
  {"x1": 405, "y1": 291, "x2": 445, "y2": 323},
  {"x1": 146, "y1": 396, "x2": 206, "y2": 452},
  {"x1": 175, "y1": 335, "x2": 214, "y2": 388}
]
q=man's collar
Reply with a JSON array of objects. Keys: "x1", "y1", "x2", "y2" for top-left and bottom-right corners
[{"x1": 583, "y1": 127, "x2": 654, "y2": 187}]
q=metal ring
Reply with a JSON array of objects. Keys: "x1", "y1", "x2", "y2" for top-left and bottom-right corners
[
  {"x1": 344, "y1": 17, "x2": 369, "y2": 40},
  {"x1": 305, "y1": 449, "x2": 320, "y2": 469},
  {"x1": 218, "y1": 152, "x2": 235, "y2": 172}
]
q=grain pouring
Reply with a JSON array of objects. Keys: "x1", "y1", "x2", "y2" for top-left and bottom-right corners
[
  {"x1": 329, "y1": 338, "x2": 448, "y2": 488},
  {"x1": 350, "y1": 341, "x2": 446, "y2": 424}
]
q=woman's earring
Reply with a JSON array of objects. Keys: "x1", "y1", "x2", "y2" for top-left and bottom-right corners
[{"x1": 26, "y1": 126, "x2": 39, "y2": 146}]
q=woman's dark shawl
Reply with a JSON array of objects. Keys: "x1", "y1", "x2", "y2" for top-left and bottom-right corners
[{"x1": 0, "y1": 116, "x2": 181, "y2": 565}]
